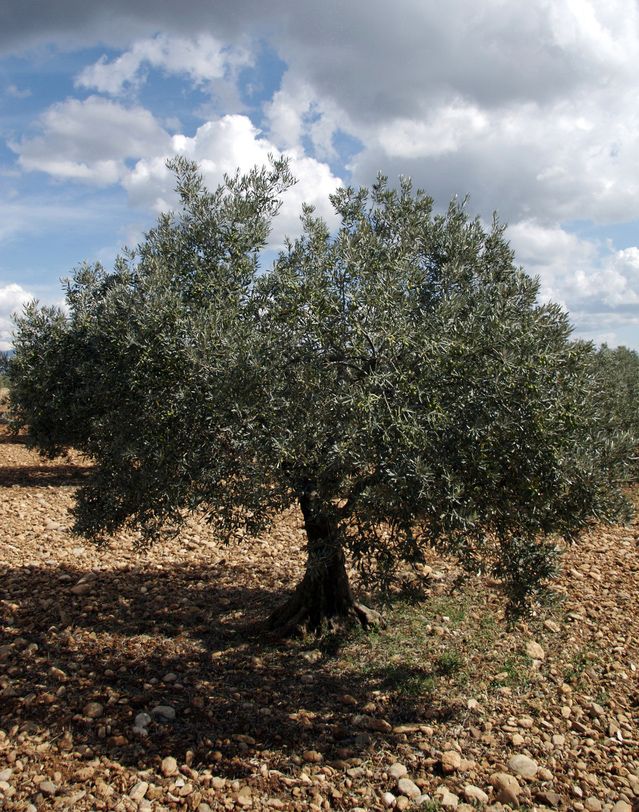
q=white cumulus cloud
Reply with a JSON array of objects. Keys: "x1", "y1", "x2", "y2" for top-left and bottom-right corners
[
  {"x1": 12, "y1": 89, "x2": 342, "y2": 243},
  {"x1": 264, "y1": 75, "x2": 346, "y2": 162},
  {"x1": 13, "y1": 96, "x2": 172, "y2": 184},
  {"x1": 508, "y1": 220, "x2": 639, "y2": 345},
  {"x1": 124, "y1": 114, "x2": 342, "y2": 244},
  {"x1": 0, "y1": 283, "x2": 32, "y2": 351},
  {"x1": 76, "y1": 33, "x2": 251, "y2": 96},
  {"x1": 349, "y1": 86, "x2": 639, "y2": 226},
  {"x1": 375, "y1": 102, "x2": 489, "y2": 160}
]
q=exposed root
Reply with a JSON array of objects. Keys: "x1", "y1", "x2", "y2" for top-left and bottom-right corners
[
  {"x1": 354, "y1": 602, "x2": 387, "y2": 629},
  {"x1": 267, "y1": 590, "x2": 386, "y2": 638}
]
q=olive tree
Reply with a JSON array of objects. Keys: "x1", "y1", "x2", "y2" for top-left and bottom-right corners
[
  {"x1": 588, "y1": 344, "x2": 639, "y2": 480},
  {"x1": 9, "y1": 159, "x2": 635, "y2": 633},
  {"x1": 0, "y1": 350, "x2": 9, "y2": 386}
]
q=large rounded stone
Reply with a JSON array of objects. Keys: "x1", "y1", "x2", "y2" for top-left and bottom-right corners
[
  {"x1": 508, "y1": 754, "x2": 539, "y2": 779},
  {"x1": 397, "y1": 778, "x2": 421, "y2": 799}
]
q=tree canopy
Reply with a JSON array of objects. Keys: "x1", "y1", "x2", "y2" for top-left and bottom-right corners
[
  {"x1": 588, "y1": 344, "x2": 639, "y2": 480},
  {"x1": 0, "y1": 349, "x2": 10, "y2": 380},
  {"x1": 9, "y1": 158, "x2": 637, "y2": 632}
]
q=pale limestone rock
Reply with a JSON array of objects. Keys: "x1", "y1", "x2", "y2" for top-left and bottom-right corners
[
  {"x1": 38, "y1": 781, "x2": 57, "y2": 796},
  {"x1": 464, "y1": 784, "x2": 489, "y2": 804},
  {"x1": 161, "y1": 756, "x2": 178, "y2": 776},
  {"x1": 129, "y1": 781, "x2": 149, "y2": 802},
  {"x1": 397, "y1": 777, "x2": 421, "y2": 799},
  {"x1": 508, "y1": 753, "x2": 538, "y2": 779},
  {"x1": 389, "y1": 764, "x2": 407, "y2": 780},
  {"x1": 526, "y1": 640, "x2": 545, "y2": 659},
  {"x1": 490, "y1": 772, "x2": 521, "y2": 806}
]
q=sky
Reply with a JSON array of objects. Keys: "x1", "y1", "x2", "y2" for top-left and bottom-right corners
[{"x1": 1, "y1": 0, "x2": 639, "y2": 351}]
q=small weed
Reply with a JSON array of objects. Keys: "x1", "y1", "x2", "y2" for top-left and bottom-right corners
[
  {"x1": 563, "y1": 647, "x2": 592, "y2": 685},
  {"x1": 418, "y1": 801, "x2": 442, "y2": 811},
  {"x1": 429, "y1": 596, "x2": 468, "y2": 626},
  {"x1": 476, "y1": 612, "x2": 499, "y2": 643},
  {"x1": 436, "y1": 650, "x2": 464, "y2": 676},
  {"x1": 491, "y1": 655, "x2": 531, "y2": 690},
  {"x1": 317, "y1": 627, "x2": 358, "y2": 656},
  {"x1": 380, "y1": 665, "x2": 437, "y2": 698}
]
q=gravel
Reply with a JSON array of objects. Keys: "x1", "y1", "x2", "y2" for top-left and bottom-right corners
[{"x1": 1, "y1": 415, "x2": 638, "y2": 810}]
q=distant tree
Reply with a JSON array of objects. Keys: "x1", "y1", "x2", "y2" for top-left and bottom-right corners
[
  {"x1": 589, "y1": 344, "x2": 639, "y2": 478},
  {"x1": 9, "y1": 159, "x2": 636, "y2": 633},
  {"x1": 0, "y1": 351, "x2": 8, "y2": 392}
]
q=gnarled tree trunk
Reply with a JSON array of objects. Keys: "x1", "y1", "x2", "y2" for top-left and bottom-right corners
[{"x1": 267, "y1": 488, "x2": 384, "y2": 635}]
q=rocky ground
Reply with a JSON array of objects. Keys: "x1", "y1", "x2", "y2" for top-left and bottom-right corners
[{"x1": 0, "y1": 407, "x2": 638, "y2": 811}]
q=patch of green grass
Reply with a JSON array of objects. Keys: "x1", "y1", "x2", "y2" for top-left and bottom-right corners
[
  {"x1": 337, "y1": 583, "x2": 509, "y2": 706},
  {"x1": 418, "y1": 801, "x2": 442, "y2": 811},
  {"x1": 490, "y1": 654, "x2": 532, "y2": 690},
  {"x1": 563, "y1": 647, "x2": 595, "y2": 686},
  {"x1": 380, "y1": 665, "x2": 438, "y2": 698},
  {"x1": 435, "y1": 650, "x2": 464, "y2": 676},
  {"x1": 428, "y1": 595, "x2": 468, "y2": 626},
  {"x1": 476, "y1": 611, "x2": 499, "y2": 643}
]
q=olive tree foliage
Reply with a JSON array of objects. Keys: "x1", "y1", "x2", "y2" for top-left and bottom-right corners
[
  {"x1": 588, "y1": 344, "x2": 639, "y2": 479},
  {"x1": 0, "y1": 350, "x2": 10, "y2": 385},
  {"x1": 11, "y1": 157, "x2": 297, "y2": 539},
  {"x1": 9, "y1": 158, "x2": 635, "y2": 631}
]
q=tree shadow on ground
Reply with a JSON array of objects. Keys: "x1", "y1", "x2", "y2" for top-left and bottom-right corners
[
  {"x1": 0, "y1": 463, "x2": 91, "y2": 487},
  {"x1": 0, "y1": 560, "x2": 452, "y2": 778},
  {"x1": 0, "y1": 432, "x2": 27, "y2": 445}
]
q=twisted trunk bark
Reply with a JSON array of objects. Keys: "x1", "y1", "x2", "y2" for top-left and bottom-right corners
[{"x1": 267, "y1": 488, "x2": 384, "y2": 635}]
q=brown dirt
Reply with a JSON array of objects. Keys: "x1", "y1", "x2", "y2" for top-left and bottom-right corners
[{"x1": 0, "y1": 417, "x2": 638, "y2": 811}]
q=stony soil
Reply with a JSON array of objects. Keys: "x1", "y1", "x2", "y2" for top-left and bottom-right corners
[{"x1": 1, "y1": 408, "x2": 638, "y2": 811}]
